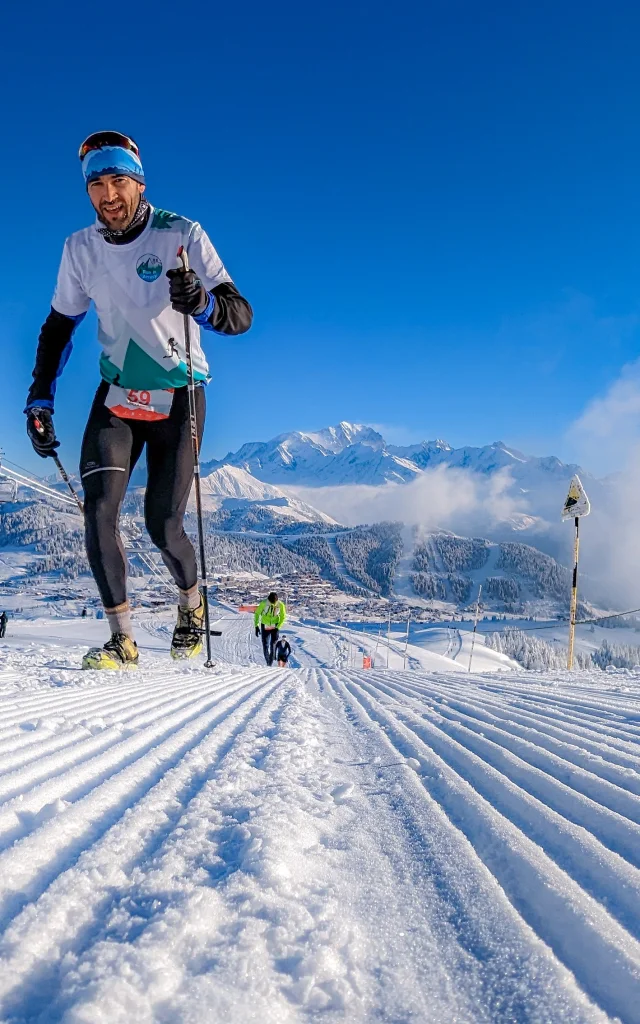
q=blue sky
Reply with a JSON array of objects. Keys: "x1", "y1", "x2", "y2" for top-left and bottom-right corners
[{"x1": 2, "y1": 0, "x2": 640, "y2": 476}]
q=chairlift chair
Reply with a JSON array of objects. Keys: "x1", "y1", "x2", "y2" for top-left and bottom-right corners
[{"x1": 0, "y1": 476, "x2": 18, "y2": 502}]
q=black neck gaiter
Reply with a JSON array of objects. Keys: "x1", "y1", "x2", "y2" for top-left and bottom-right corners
[{"x1": 97, "y1": 196, "x2": 151, "y2": 245}]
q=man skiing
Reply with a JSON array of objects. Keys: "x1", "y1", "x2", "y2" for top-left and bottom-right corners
[
  {"x1": 0, "y1": 611, "x2": 7, "y2": 639},
  {"x1": 25, "y1": 131, "x2": 252, "y2": 670},
  {"x1": 274, "y1": 635, "x2": 291, "y2": 667},
  {"x1": 254, "y1": 591, "x2": 286, "y2": 665}
]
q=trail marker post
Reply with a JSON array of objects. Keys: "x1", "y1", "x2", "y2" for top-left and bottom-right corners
[
  {"x1": 403, "y1": 616, "x2": 411, "y2": 670},
  {"x1": 374, "y1": 623, "x2": 382, "y2": 668},
  {"x1": 562, "y1": 474, "x2": 591, "y2": 670},
  {"x1": 468, "y1": 584, "x2": 482, "y2": 673}
]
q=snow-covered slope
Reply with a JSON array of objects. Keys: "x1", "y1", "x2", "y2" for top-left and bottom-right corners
[
  {"x1": 311, "y1": 618, "x2": 519, "y2": 672},
  {"x1": 195, "y1": 465, "x2": 338, "y2": 532},
  {"x1": 408, "y1": 529, "x2": 578, "y2": 613},
  {"x1": 204, "y1": 495, "x2": 338, "y2": 533},
  {"x1": 0, "y1": 616, "x2": 637, "y2": 1022},
  {"x1": 200, "y1": 464, "x2": 286, "y2": 501}
]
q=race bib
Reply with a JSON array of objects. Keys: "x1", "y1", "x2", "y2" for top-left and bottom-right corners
[{"x1": 105, "y1": 385, "x2": 174, "y2": 421}]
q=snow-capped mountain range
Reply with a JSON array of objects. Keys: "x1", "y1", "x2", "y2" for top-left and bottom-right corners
[
  {"x1": 31, "y1": 420, "x2": 600, "y2": 542},
  {"x1": 204, "y1": 421, "x2": 591, "y2": 494},
  {"x1": 1, "y1": 425, "x2": 611, "y2": 610},
  {"x1": 201, "y1": 421, "x2": 602, "y2": 536},
  {"x1": 204, "y1": 422, "x2": 422, "y2": 486}
]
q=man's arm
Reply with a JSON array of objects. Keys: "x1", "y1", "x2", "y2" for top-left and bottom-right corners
[
  {"x1": 194, "y1": 282, "x2": 253, "y2": 336},
  {"x1": 185, "y1": 223, "x2": 253, "y2": 336},
  {"x1": 278, "y1": 603, "x2": 287, "y2": 628},
  {"x1": 25, "y1": 307, "x2": 86, "y2": 412}
]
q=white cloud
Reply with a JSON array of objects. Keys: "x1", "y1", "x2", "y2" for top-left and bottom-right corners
[
  {"x1": 568, "y1": 358, "x2": 640, "y2": 473},
  {"x1": 285, "y1": 465, "x2": 522, "y2": 534},
  {"x1": 565, "y1": 360, "x2": 640, "y2": 607}
]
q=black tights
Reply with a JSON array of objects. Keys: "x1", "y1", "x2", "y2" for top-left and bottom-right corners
[
  {"x1": 80, "y1": 382, "x2": 204, "y2": 609},
  {"x1": 261, "y1": 626, "x2": 279, "y2": 666}
]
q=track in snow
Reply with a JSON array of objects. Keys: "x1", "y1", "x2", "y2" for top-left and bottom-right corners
[
  {"x1": 0, "y1": 623, "x2": 638, "y2": 1022},
  {"x1": 138, "y1": 609, "x2": 342, "y2": 670}
]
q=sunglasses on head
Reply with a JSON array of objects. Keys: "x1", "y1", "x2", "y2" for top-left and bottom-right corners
[{"x1": 79, "y1": 131, "x2": 140, "y2": 161}]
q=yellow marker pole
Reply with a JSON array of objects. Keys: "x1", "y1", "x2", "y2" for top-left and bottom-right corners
[{"x1": 567, "y1": 516, "x2": 580, "y2": 670}]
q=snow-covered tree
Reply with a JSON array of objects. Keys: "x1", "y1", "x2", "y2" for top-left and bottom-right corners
[
  {"x1": 484, "y1": 576, "x2": 520, "y2": 602},
  {"x1": 592, "y1": 640, "x2": 640, "y2": 670},
  {"x1": 497, "y1": 543, "x2": 570, "y2": 601},
  {"x1": 336, "y1": 523, "x2": 403, "y2": 595},
  {"x1": 486, "y1": 628, "x2": 591, "y2": 671}
]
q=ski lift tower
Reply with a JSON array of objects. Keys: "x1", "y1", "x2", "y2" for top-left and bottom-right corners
[{"x1": 0, "y1": 451, "x2": 18, "y2": 503}]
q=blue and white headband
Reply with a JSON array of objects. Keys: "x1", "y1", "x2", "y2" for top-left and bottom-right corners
[{"x1": 81, "y1": 145, "x2": 145, "y2": 186}]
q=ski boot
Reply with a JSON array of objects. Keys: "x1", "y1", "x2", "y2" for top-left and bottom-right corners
[
  {"x1": 171, "y1": 598, "x2": 205, "y2": 660},
  {"x1": 82, "y1": 632, "x2": 139, "y2": 670}
]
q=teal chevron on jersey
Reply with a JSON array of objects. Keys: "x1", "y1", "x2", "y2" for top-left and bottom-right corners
[
  {"x1": 151, "y1": 209, "x2": 185, "y2": 230},
  {"x1": 98, "y1": 340, "x2": 208, "y2": 390},
  {"x1": 120, "y1": 344, "x2": 205, "y2": 391}
]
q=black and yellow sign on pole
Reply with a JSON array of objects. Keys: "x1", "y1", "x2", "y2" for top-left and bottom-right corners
[{"x1": 562, "y1": 475, "x2": 591, "y2": 670}]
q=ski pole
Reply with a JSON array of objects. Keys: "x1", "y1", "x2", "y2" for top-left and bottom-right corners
[
  {"x1": 52, "y1": 454, "x2": 84, "y2": 515},
  {"x1": 177, "y1": 246, "x2": 214, "y2": 668},
  {"x1": 31, "y1": 416, "x2": 84, "y2": 515}
]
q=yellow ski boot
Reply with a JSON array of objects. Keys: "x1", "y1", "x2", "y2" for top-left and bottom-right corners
[
  {"x1": 171, "y1": 598, "x2": 205, "y2": 660},
  {"x1": 82, "y1": 632, "x2": 139, "y2": 670}
]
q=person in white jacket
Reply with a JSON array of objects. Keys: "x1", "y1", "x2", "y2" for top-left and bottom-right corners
[{"x1": 26, "y1": 131, "x2": 252, "y2": 669}]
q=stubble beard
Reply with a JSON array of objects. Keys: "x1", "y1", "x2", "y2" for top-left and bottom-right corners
[{"x1": 99, "y1": 195, "x2": 139, "y2": 231}]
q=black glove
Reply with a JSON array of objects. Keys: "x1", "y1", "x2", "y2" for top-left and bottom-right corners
[
  {"x1": 255, "y1": 627, "x2": 260, "y2": 637},
  {"x1": 166, "y1": 268, "x2": 208, "y2": 316},
  {"x1": 26, "y1": 407, "x2": 59, "y2": 458}
]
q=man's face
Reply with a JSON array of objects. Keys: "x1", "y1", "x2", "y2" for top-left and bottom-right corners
[{"x1": 87, "y1": 173, "x2": 145, "y2": 230}]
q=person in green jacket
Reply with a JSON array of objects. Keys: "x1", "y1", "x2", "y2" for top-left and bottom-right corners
[{"x1": 254, "y1": 591, "x2": 286, "y2": 665}]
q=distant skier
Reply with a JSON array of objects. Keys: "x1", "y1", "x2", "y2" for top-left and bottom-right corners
[
  {"x1": 275, "y1": 635, "x2": 291, "y2": 667},
  {"x1": 254, "y1": 591, "x2": 286, "y2": 666},
  {"x1": 25, "y1": 131, "x2": 252, "y2": 669},
  {"x1": 81, "y1": 607, "x2": 88, "y2": 618},
  {"x1": 0, "y1": 611, "x2": 7, "y2": 638}
]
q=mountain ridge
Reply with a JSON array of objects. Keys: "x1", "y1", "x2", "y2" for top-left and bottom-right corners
[{"x1": 203, "y1": 420, "x2": 593, "y2": 494}]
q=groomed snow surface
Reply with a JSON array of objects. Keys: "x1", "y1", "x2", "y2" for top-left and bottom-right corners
[{"x1": 0, "y1": 614, "x2": 639, "y2": 1023}]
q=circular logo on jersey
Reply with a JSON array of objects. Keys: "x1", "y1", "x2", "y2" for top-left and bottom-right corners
[{"x1": 136, "y1": 253, "x2": 163, "y2": 282}]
